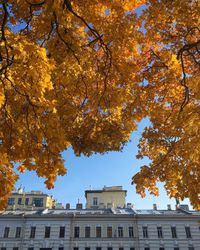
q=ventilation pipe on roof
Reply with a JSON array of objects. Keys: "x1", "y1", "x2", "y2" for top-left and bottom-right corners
[
  {"x1": 76, "y1": 203, "x2": 83, "y2": 210},
  {"x1": 167, "y1": 204, "x2": 171, "y2": 210},
  {"x1": 153, "y1": 204, "x2": 157, "y2": 210},
  {"x1": 66, "y1": 203, "x2": 70, "y2": 209}
]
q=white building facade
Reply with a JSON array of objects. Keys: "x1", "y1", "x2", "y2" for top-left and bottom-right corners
[{"x1": 0, "y1": 206, "x2": 200, "y2": 250}]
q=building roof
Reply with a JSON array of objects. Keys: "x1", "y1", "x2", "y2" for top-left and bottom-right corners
[
  {"x1": 1, "y1": 208, "x2": 199, "y2": 218},
  {"x1": 85, "y1": 186, "x2": 127, "y2": 197},
  {"x1": 10, "y1": 190, "x2": 50, "y2": 197}
]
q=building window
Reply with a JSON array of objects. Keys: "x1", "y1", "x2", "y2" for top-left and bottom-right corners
[
  {"x1": 25, "y1": 198, "x2": 29, "y2": 205},
  {"x1": 129, "y1": 227, "x2": 134, "y2": 238},
  {"x1": 96, "y1": 226, "x2": 101, "y2": 238},
  {"x1": 3, "y1": 227, "x2": 10, "y2": 238},
  {"x1": 13, "y1": 248, "x2": 19, "y2": 250},
  {"x1": 107, "y1": 226, "x2": 112, "y2": 237},
  {"x1": 171, "y1": 226, "x2": 177, "y2": 238},
  {"x1": 185, "y1": 227, "x2": 192, "y2": 238},
  {"x1": 143, "y1": 226, "x2": 148, "y2": 238},
  {"x1": 96, "y1": 248, "x2": 101, "y2": 250},
  {"x1": 130, "y1": 248, "x2": 135, "y2": 250},
  {"x1": 32, "y1": 198, "x2": 43, "y2": 207},
  {"x1": 15, "y1": 227, "x2": 21, "y2": 238},
  {"x1": 159, "y1": 248, "x2": 165, "y2": 250},
  {"x1": 174, "y1": 248, "x2": 179, "y2": 250},
  {"x1": 74, "y1": 226, "x2": 80, "y2": 238},
  {"x1": 18, "y1": 198, "x2": 22, "y2": 205},
  {"x1": 144, "y1": 248, "x2": 150, "y2": 250},
  {"x1": 85, "y1": 248, "x2": 90, "y2": 250},
  {"x1": 188, "y1": 247, "x2": 194, "y2": 250},
  {"x1": 45, "y1": 226, "x2": 51, "y2": 238},
  {"x1": 28, "y1": 248, "x2": 34, "y2": 250},
  {"x1": 85, "y1": 226, "x2": 90, "y2": 238},
  {"x1": 108, "y1": 248, "x2": 113, "y2": 250},
  {"x1": 58, "y1": 248, "x2": 64, "y2": 250},
  {"x1": 93, "y1": 197, "x2": 98, "y2": 206},
  {"x1": 59, "y1": 226, "x2": 65, "y2": 238},
  {"x1": 8, "y1": 198, "x2": 15, "y2": 205},
  {"x1": 73, "y1": 248, "x2": 78, "y2": 250},
  {"x1": 1, "y1": 248, "x2": 6, "y2": 250},
  {"x1": 119, "y1": 248, "x2": 124, "y2": 250},
  {"x1": 157, "y1": 227, "x2": 163, "y2": 238},
  {"x1": 30, "y1": 226, "x2": 36, "y2": 238},
  {"x1": 118, "y1": 227, "x2": 123, "y2": 238}
]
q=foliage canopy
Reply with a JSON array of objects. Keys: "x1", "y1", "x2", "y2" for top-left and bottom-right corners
[{"x1": 0, "y1": 0, "x2": 199, "y2": 209}]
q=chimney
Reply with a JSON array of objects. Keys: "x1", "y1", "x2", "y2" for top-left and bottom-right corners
[
  {"x1": 66, "y1": 203, "x2": 70, "y2": 209},
  {"x1": 127, "y1": 203, "x2": 133, "y2": 208},
  {"x1": 179, "y1": 204, "x2": 189, "y2": 211},
  {"x1": 18, "y1": 186, "x2": 24, "y2": 194},
  {"x1": 167, "y1": 204, "x2": 171, "y2": 210},
  {"x1": 153, "y1": 204, "x2": 157, "y2": 210},
  {"x1": 76, "y1": 203, "x2": 83, "y2": 210}
]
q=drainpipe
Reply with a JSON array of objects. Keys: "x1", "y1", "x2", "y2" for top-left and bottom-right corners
[
  {"x1": 134, "y1": 214, "x2": 140, "y2": 250},
  {"x1": 19, "y1": 213, "x2": 26, "y2": 250},
  {"x1": 69, "y1": 213, "x2": 75, "y2": 250}
]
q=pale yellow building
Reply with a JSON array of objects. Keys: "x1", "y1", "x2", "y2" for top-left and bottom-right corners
[
  {"x1": 7, "y1": 187, "x2": 55, "y2": 210},
  {"x1": 85, "y1": 186, "x2": 127, "y2": 209}
]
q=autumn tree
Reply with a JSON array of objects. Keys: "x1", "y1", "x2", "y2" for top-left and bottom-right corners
[{"x1": 0, "y1": 0, "x2": 199, "y2": 209}]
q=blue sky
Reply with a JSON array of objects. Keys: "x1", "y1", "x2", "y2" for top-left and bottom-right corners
[{"x1": 16, "y1": 118, "x2": 190, "y2": 210}]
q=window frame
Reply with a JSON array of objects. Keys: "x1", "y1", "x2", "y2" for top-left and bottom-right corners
[
  {"x1": 59, "y1": 226, "x2": 65, "y2": 238},
  {"x1": 15, "y1": 226, "x2": 21, "y2": 238},
  {"x1": 74, "y1": 226, "x2": 80, "y2": 238},
  {"x1": 118, "y1": 226, "x2": 123, "y2": 238},
  {"x1": 18, "y1": 198, "x2": 22, "y2": 205},
  {"x1": 3, "y1": 227, "x2": 10, "y2": 238},
  {"x1": 32, "y1": 198, "x2": 43, "y2": 207},
  {"x1": 25, "y1": 198, "x2": 29, "y2": 205},
  {"x1": 142, "y1": 226, "x2": 148, "y2": 238},
  {"x1": 157, "y1": 226, "x2": 163, "y2": 238},
  {"x1": 107, "y1": 226, "x2": 112, "y2": 238},
  {"x1": 85, "y1": 226, "x2": 91, "y2": 238},
  {"x1": 185, "y1": 226, "x2": 192, "y2": 238},
  {"x1": 96, "y1": 226, "x2": 101, "y2": 238},
  {"x1": 171, "y1": 226, "x2": 177, "y2": 238},
  {"x1": 44, "y1": 226, "x2": 51, "y2": 238},
  {"x1": 129, "y1": 226, "x2": 134, "y2": 238},
  {"x1": 30, "y1": 226, "x2": 36, "y2": 238},
  {"x1": 8, "y1": 198, "x2": 15, "y2": 206},
  {"x1": 93, "y1": 197, "x2": 98, "y2": 206}
]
